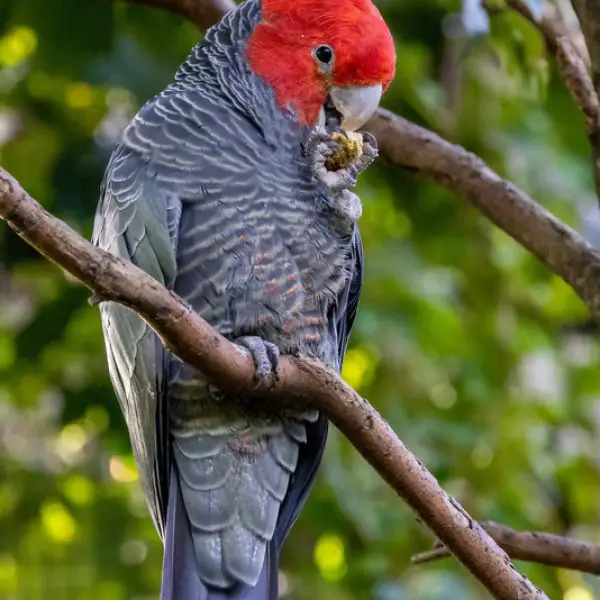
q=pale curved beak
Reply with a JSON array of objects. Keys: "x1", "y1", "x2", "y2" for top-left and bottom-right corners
[{"x1": 329, "y1": 84, "x2": 383, "y2": 132}]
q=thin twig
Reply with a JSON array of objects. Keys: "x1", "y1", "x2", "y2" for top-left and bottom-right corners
[{"x1": 412, "y1": 522, "x2": 600, "y2": 575}]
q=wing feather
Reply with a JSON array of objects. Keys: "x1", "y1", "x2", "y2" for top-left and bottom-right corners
[{"x1": 93, "y1": 147, "x2": 182, "y2": 536}]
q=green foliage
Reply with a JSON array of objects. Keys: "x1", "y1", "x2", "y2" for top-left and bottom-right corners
[{"x1": 0, "y1": 0, "x2": 598, "y2": 598}]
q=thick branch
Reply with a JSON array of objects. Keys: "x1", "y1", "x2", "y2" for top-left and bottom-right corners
[
  {"x1": 0, "y1": 169, "x2": 549, "y2": 600},
  {"x1": 413, "y1": 522, "x2": 600, "y2": 575},
  {"x1": 367, "y1": 109, "x2": 600, "y2": 321}
]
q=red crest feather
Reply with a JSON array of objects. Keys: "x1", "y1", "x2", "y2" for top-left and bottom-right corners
[{"x1": 247, "y1": 0, "x2": 396, "y2": 125}]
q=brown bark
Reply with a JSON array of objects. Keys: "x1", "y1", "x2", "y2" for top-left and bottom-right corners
[
  {"x1": 413, "y1": 522, "x2": 600, "y2": 575},
  {"x1": 507, "y1": 0, "x2": 599, "y2": 133},
  {"x1": 571, "y1": 0, "x2": 600, "y2": 90},
  {"x1": 368, "y1": 109, "x2": 600, "y2": 321},
  {"x1": 503, "y1": 0, "x2": 600, "y2": 202},
  {"x1": 567, "y1": 0, "x2": 600, "y2": 197}
]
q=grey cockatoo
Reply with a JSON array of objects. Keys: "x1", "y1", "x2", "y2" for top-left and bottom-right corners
[{"x1": 92, "y1": 0, "x2": 395, "y2": 597}]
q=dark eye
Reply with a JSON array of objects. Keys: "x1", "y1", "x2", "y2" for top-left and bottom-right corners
[{"x1": 314, "y1": 45, "x2": 334, "y2": 64}]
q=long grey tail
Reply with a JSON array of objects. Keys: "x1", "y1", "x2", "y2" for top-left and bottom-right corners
[{"x1": 160, "y1": 465, "x2": 278, "y2": 600}]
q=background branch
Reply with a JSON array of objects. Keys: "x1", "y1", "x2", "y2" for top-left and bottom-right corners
[
  {"x1": 412, "y1": 522, "x2": 600, "y2": 575},
  {"x1": 368, "y1": 110, "x2": 600, "y2": 321},
  {"x1": 566, "y1": 0, "x2": 600, "y2": 199},
  {"x1": 571, "y1": 0, "x2": 600, "y2": 90},
  {"x1": 507, "y1": 0, "x2": 597, "y2": 131}
]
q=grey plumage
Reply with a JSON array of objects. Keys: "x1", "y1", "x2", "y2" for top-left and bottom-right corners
[{"x1": 93, "y1": 0, "x2": 363, "y2": 597}]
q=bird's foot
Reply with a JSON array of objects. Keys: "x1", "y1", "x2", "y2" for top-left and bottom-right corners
[
  {"x1": 234, "y1": 336, "x2": 280, "y2": 388},
  {"x1": 306, "y1": 127, "x2": 378, "y2": 193}
]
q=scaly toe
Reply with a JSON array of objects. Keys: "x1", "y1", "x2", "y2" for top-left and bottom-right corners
[
  {"x1": 361, "y1": 131, "x2": 378, "y2": 150},
  {"x1": 235, "y1": 336, "x2": 280, "y2": 385}
]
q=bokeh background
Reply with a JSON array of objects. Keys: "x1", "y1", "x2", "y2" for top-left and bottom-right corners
[{"x1": 1, "y1": 0, "x2": 599, "y2": 598}]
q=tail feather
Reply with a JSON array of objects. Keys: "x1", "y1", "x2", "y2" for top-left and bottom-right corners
[{"x1": 161, "y1": 465, "x2": 278, "y2": 600}]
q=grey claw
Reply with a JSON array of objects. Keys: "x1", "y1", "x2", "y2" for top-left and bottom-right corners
[
  {"x1": 361, "y1": 131, "x2": 378, "y2": 150},
  {"x1": 307, "y1": 125, "x2": 376, "y2": 192},
  {"x1": 235, "y1": 336, "x2": 280, "y2": 385},
  {"x1": 363, "y1": 143, "x2": 378, "y2": 158}
]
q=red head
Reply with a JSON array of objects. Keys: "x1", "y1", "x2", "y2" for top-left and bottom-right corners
[{"x1": 246, "y1": 0, "x2": 396, "y2": 128}]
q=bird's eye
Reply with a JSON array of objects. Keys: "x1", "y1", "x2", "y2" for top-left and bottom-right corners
[{"x1": 314, "y1": 45, "x2": 334, "y2": 65}]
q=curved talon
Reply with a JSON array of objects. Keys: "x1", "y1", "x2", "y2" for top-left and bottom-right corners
[
  {"x1": 355, "y1": 153, "x2": 375, "y2": 173},
  {"x1": 361, "y1": 130, "x2": 378, "y2": 151}
]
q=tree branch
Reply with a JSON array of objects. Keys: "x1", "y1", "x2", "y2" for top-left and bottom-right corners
[
  {"x1": 368, "y1": 109, "x2": 600, "y2": 321},
  {"x1": 412, "y1": 522, "x2": 600, "y2": 575},
  {"x1": 0, "y1": 169, "x2": 550, "y2": 600},
  {"x1": 506, "y1": 0, "x2": 598, "y2": 135},
  {"x1": 571, "y1": 0, "x2": 600, "y2": 91},
  {"x1": 566, "y1": 0, "x2": 600, "y2": 200}
]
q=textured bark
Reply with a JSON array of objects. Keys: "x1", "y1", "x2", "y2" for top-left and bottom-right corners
[
  {"x1": 506, "y1": 0, "x2": 598, "y2": 132},
  {"x1": 571, "y1": 0, "x2": 600, "y2": 89},
  {"x1": 0, "y1": 167, "x2": 549, "y2": 600},
  {"x1": 413, "y1": 522, "x2": 600, "y2": 575},
  {"x1": 504, "y1": 0, "x2": 600, "y2": 201},
  {"x1": 568, "y1": 0, "x2": 600, "y2": 197}
]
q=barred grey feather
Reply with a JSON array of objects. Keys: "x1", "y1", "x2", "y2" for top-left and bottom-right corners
[{"x1": 93, "y1": 0, "x2": 363, "y2": 595}]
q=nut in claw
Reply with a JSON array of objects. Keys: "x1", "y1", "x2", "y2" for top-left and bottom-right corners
[{"x1": 324, "y1": 131, "x2": 364, "y2": 171}]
